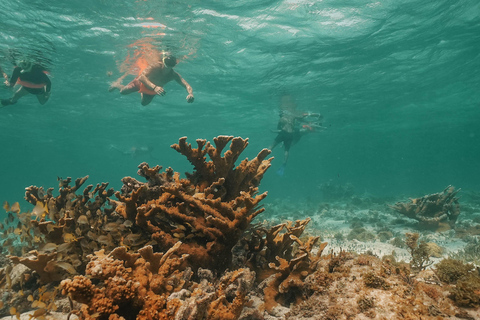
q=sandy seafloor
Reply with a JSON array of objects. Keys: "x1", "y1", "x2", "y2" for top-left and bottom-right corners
[{"x1": 263, "y1": 195, "x2": 478, "y2": 262}]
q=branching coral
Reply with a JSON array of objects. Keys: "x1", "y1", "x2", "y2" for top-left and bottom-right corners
[
  {"x1": 405, "y1": 232, "x2": 433, "y2": 272},
  {"x1": 7, "y1": 176, "x2": 121, "y2": 285},
  {"x1": 8, "y1": 251, "x2": 69, "y2": 284},
  {"x1": 61, "y1": 242, "x2": 189, "y2": 320},
  {"x1": 240, "y1": 218, "x2": 323, "y2": 282},
  {"x1": 8, "y1": 136, "x2": 272, "y2": 285},
  {"x1": 3, "y1": 132, "x2": 480, "y2": 320},
  {"x1": 259, "y1": 220, "x2": 328, "y2": 313},
  {"x1": 389, "y1": 185, "x2": 461, "y2": 230},
  {"x1": 61, "y1": 243, "x2": 256, "y2": 320},
  {"x1": 110, "y1": 136, "x2": 273, "y2": 271}
]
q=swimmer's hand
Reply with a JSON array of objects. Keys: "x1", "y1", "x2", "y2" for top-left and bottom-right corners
[
  {"x1": 186, "y1": 94, "x2": 194, "y2": 103},
  {"x1": 154, "y1": 86, "x2": 166, "y2": 96}
]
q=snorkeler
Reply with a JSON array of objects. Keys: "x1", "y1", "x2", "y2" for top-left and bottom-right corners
[
  {"x1": 270, "y1": 99, "x2": 324, "y2": 176},
  {"x1": 1, "y1": 60, "x2": 51, "y2": 107},
  {"x1": 109, "y1": 54, "x2": 194, "y2": 106},
  {"x1": 108, "y1": 144, "x2": 156, "y2": 158}
]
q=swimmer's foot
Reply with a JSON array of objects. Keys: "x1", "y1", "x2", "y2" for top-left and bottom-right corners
[
  {"x1": 276, "y1": 163, "x2": 286, "y2": 176},
  {"x1": 1, "y1": 98, "x2": 15, "y2": 106},
  {"x1": 108, "y1": 82, "x2": 121, "y2": 92}
]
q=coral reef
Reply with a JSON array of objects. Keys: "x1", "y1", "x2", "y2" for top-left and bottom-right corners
[
  {"x1": 60, "y1": 242, "x2": 253, "y2": 320},
  {"x1": 283, "y1": 253, "x2": 480, "y2": 320},
  {"x1": 1, "y1": 137, "x2": 479, "y2": 319},
  {"x1": 0, "y1": 136, "x2": 276, "y2": 318},
  {"x1": 389, "y1": 185, "x2": 461, "y2": 230}
]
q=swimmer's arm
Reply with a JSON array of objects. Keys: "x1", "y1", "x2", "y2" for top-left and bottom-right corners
[
  {"x1": 137, "y1": 68, "x2": 165, "y2": 96},
  {"x1": 45, "y1": 75, "x2": 52, "y2": 93},
  {"x1": 6, "y1": 67, "x2": 21, "y2": 87},
  {"x1": 174, "y1": 72, "x2": 193, "y2": 94},
  {"x1": 138, "y1": 67, "x2": 158, "y2": 91},
  {"x1": 0, "y1": 66, "x2": 8, "y2": 86},
  {"x1": 174, "y1": 72, "x2": 194, "y2": 103}
]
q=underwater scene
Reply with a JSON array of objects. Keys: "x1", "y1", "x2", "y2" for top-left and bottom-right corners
[{"x1": 1, "y1": 0, "x2": 479, "y2": 319}]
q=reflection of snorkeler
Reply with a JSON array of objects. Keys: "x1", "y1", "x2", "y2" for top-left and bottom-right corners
[
  {"x1": 1, "y1": 60, "x2": 51, "y2": 107},
  {"x1": 109, "y1": 54, "x2": 194, "y2": 106},
  {"x1": 270, "y1": 108, "x2": 324, "y2": 176},
  {"x1": 109, "y1": 144, "x2": 157, "y2": 159}
]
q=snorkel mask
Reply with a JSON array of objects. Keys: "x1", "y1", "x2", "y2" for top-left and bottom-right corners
[
  {"x1": 18, "y1": 60, "x2": 33, "y2": 73},
  {"x1": 163, "y1": 55, "x2": 177, "y2": 68}
]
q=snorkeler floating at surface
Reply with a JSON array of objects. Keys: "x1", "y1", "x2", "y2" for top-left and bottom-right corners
[
  {"x1": 270, "y1": 95, "x2": 324, "y2": 176},
  {"x1": 1, "y1": 60, "x2": 51, "y2": 107},
  {"x1": 109, "y1": 54, "x2": 194, "y2": 106}
]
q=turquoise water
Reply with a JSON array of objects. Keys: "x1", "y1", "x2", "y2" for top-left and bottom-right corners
[{"x1": 0, "y1": 0, "x2": 479, "y2": 209}]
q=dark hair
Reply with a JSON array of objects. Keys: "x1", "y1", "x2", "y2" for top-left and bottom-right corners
[{"x1": 164, "y1": 56, "x2": 177, "y2": 67}]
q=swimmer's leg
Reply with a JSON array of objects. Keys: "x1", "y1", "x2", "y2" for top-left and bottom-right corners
[
  {"x1": 269, "y1": 135, "x2": 283, "y2": 151},
  {"x1": 110, "y1": 77, "x2": 139, "y2": 95},
  {"x1": 108, "y1": 72, "x2": 129, "y2": 92},
  {"x1": 6, "y1": 86, "x2": 29, "y2": 104},
  {"x1": 140, "y1": 93, "x2": 155, "y2": 106},
  {"x1": 36, "y1": 91, "x2": 50, "y2": 105},
  {"x1": 118, "y1": 79, "x2": 141, "y2": 95}
]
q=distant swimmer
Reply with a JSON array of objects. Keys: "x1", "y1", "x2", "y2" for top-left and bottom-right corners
[
  {"x1": 1, "y1": 60, "x2": 51, "y2": 107},
  {"x1": 108, "y1": 144, "x2": 155, "y2": 158},
  {"x1": 270, "y1": 95, "x2": 324, "y2": 176},
  {"x1": 109, "y1": 54, "x2": 194, "y2": 106}
]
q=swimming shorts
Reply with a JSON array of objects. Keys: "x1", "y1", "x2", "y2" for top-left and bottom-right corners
[
  {"x1": 16, "y1": 79, "x2": 47, "y2": 94},
  {"x1": 124, "y1": 77, "x2": 157, "y2": 96},
  {"x1": 274, "y1": 131, "x2": 294, "y2": 150}
]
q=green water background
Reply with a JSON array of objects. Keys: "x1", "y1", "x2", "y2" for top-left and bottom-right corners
[{"x1": 0, "y1": 0, "x2": 479, "y2": 211}]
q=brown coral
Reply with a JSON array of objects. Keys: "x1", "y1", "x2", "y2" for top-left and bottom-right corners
[
  {"x1": 8, "y1": 251, "x2": 65, "y2": 284},
  {"x1": 111, "y1": 136, "x2": 273, "y2": 271},
  {"x1": 389, "y1": 185, "x2": 461, "y2": 230},
  {"x1": 61, "y1": 243, "x2": 258, "y2": 320},
  {"x1": 263, "y1": 227, "x2": 327, "y2": 313},
  {"x1": 7, "y1": 136, "x2": 272, "y2": 286}
]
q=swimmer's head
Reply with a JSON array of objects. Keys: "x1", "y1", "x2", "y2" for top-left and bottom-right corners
[
  {"x1": 163, "y1": 55, "x2": 177, "y2": 68},
  {"x1": 18, "y1": 60, "x2": 33, "y2": 72}
]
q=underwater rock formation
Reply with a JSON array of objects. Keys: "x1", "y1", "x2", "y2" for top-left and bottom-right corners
[{"x1": 389, "y1": 185, "x2": 461, "y2": 230}]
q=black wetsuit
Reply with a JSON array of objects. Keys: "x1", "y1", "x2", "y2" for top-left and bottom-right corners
[
  {"x1": 274, "y1": 115, "x2": 297, "y2": 150},
  {"x1": 9, "y1": 66, "x2": 51, "y2": 94}
]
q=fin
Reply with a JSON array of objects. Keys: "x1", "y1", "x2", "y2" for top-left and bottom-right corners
[
  {"x1": 1, "y1": 99, "x2": 15, "y2": 106},
  {"x1": 276, "y1": 164, "x2": 286, "y2": 176}
]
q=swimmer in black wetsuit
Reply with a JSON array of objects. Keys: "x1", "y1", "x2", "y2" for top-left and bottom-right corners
[
  {"x1": 1, "y1": 60, "x2": 51, "y2": 106},
  {"x1": 270, "y1": 95, "x2": 324, "y2": 175}
]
